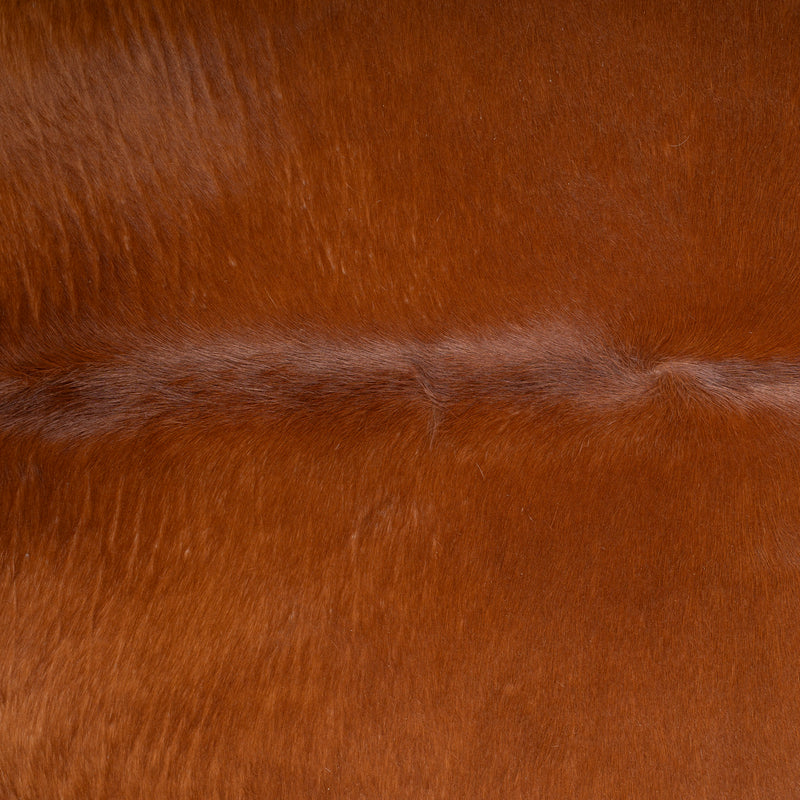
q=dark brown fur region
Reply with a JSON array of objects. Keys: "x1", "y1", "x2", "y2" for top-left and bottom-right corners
[{"x1": 3, "y1": 1, "x2": 800, "y2": 797}]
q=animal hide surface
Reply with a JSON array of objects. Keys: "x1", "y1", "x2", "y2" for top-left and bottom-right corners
[{"x1": 2, "y1": 1, "x2": 800, "y2": 797}]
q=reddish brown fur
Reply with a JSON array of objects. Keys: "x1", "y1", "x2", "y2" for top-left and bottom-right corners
[{"x1": 3, "y1": 1, "x2": 800, "y2": 797}]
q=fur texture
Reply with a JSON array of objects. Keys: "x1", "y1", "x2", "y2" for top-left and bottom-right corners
[{"x1": 3, "y1": 1, "x2": 800, "y2": 797}]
